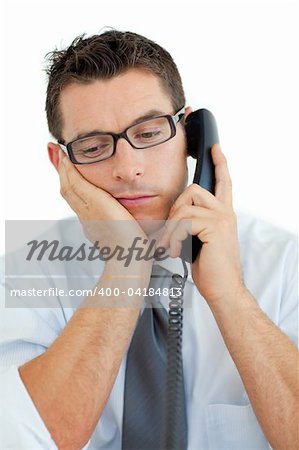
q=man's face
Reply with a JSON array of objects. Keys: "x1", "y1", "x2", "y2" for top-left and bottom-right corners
[{"x1": 56, "y1": 68, "x2": 189, "y2": 223}]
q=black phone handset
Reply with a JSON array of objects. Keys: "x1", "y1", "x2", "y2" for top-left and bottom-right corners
[
  {"x1": 181, "y1": 108, "x2": 219, "y2": 263},
  {"x1": 163, "y1": 110, "x2": 219, "y2": 450}
]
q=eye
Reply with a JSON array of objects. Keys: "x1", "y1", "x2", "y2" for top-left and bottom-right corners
[
  {"x1": 134, "y1": 128, "x2": 162, "y2": 141},
  {"x1": 82, "y1": 144, "x2": 108, "y2": 157},
  {"x1": 71, "y1": 135, "x2": 114, "y2": 163}
]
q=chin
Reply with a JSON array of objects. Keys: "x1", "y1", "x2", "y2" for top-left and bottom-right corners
[
  {"x1": 129, "y1": 203, "x2": 170, "y2": 235},
  {"x1": 135, "y1": 217, "x2": 166, "y2": 236}
]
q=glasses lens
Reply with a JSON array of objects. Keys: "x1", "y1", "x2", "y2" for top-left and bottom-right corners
[
  {"x1": 71, "y1": 135, "x2": 114, "y2": 163},
  {"x1": 128, "y1": 117, "x2": 172, "y2": 148}
]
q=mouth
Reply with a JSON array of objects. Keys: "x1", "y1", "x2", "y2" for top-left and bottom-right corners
[{"x1": 116, "y1": 195, "x2": 158, "y2": 207}]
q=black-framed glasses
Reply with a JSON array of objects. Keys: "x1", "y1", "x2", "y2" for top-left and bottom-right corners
[{"x1": 58, "y1": 107, "x2": 185, "y2": 165}]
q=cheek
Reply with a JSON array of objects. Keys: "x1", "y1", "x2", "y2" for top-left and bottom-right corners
[
  {"x1": 157, "y1": 155, "x2": 186, "y2": 184},
  {"x1": 157, "y1": 139, "x2": 188, "y2": 191},
  {"x1": 76, "y1": 164, "x2": 106, "y2": 189}
]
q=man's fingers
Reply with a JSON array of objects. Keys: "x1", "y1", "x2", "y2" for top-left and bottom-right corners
[
  {"x1": 168, "y1": 184, "x2": 220, "y2": 223},
  {"x1": 58, "y1": 154, "x2": 87, "y2": 213},
  {"x1": 59, "y1": 152, "x2": 98, "y2": 203},
  {"x1": 162, "y1": 213, "x2": 215, "y2": 258},
  {"x1": 157, "y1": 205, "x2": 212, "y2": 248},
  {"x1": 212, "y1": 144, "x2": 233, "y2": 206}
]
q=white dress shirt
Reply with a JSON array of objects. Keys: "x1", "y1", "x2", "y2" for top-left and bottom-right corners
[{"x1": 0, "y1": 212, "x2": 297, "y2": 450}]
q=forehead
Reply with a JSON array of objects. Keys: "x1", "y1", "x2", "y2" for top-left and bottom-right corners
[{"x1": 59, "y1": 68, "x2": 173, "y2": 141}]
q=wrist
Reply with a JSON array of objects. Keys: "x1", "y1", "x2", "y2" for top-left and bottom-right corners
[
  {"x1": 103, "y1": 258, "x2": 152, "y2": 281},
  {"x1": 79, "y1": 261, "x2": 152, "y2": 309},
  {"x1": 207, "y1": 282, "x2": 250, "y2": 315}
]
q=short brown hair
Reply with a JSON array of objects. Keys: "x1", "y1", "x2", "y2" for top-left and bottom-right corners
[{"x1": 45, "y1": 29, "x2": 186, "y2": 142}]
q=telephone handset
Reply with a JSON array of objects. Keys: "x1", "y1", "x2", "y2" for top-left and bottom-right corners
[{"x1": 180, "y1": 109, "x2": 219, "y2": 263}]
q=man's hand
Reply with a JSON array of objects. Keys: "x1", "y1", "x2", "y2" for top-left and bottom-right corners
[
  {"x1": 157, "y1": 144, "x2": 299, "y2": 449},
  {"x1": 157, "y1": 144, "x2": 244, "y2": 306},
  {"x1": 58, "y1": 149, "x2": 151, "y2": 268}
]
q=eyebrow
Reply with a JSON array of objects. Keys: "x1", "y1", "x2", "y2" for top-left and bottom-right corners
[{"x1": 70, "y1": 109, "x2": 166, "y2": 142}]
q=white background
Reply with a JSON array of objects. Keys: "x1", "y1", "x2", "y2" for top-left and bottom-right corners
[{"x1": 0, "y1": 0, "x2": 298, "y2": 253}]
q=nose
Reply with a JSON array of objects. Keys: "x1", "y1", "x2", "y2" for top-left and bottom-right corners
[{"x1": 111, "y1": 138, "x2": 145, "y2": 182}]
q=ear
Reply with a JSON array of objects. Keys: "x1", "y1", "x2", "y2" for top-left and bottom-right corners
[
  {"x1": 183, "y1": 106, "x2": 193, "y2": 158},
  {"x1": 184, "y1": 106, "x2": 192, "y2": 119},
  {"x1": 48, "y1": 142, "x2": 61, "y2": 172}
]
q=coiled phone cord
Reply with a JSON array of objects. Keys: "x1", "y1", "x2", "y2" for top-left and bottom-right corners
[{"x1": 163, "y1": 257, "x2": 188, "y2": 449}]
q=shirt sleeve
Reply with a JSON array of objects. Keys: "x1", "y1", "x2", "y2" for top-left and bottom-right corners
[
  {"x1": 0, "y1": 365, "x2": 58, "y2": 448},
  {"x1": 0, "y1": 284, "x2": 91, "y2": 449},
  {"x1": 0, "y1": 366, "x2": 90, "y2": 450}
]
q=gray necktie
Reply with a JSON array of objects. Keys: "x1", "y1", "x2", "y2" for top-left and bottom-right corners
[{"x1": 121, "y1": 264, "x2": 187, "y2": 450}]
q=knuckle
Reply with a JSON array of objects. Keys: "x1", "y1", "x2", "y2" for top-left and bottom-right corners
[
  {"x1": 69, "y1": 180, "x2": 78, "y2": 192},
  {"x1": 191, "y1": 183, "x2": 203, "y2": 193},
  {"x1": 170, "y1": 204, "x2": 188, "y2": 221},
  {"x1": 83, "y1": 198, "x2": 92, "y2": 211},
  {"x1": 216, "y1": 211, "x2": 235, "y2": 231},
  {"x1": 217, "y1": 217, "x2": 229, "y2": 231},
  {"x1": 180, "y1": 204, "x2": 191, "y2": 216},
  {"x1": 60, "y1": 186, "x2": 68, "y2": 198}
]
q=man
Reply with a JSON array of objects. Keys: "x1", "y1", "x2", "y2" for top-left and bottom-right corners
[{"x1": 0, "y1": 30, "x2": 298, "y2": 450}]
